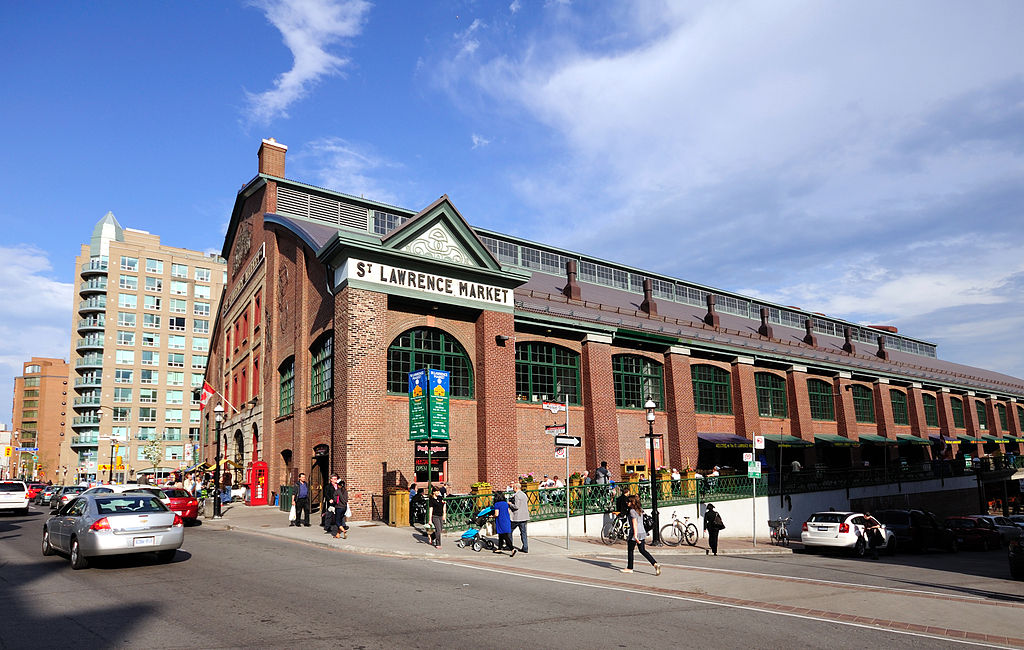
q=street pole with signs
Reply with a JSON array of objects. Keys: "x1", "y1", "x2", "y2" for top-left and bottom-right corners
[{"x1": 751, "y1": 435, "x2": 765, "y2": 546}]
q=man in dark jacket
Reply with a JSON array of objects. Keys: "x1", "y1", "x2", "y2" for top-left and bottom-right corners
[
  {"x1": 704, "y1": 503, "x2": 723, "y2": 555},
  {"x1": 292, "y1": 472, "x2": 310, "y2": 527}
]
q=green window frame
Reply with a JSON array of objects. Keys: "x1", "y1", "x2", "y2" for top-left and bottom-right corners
[
  {"x1": 691, "y1": 364, "x2": 732, "y2": 415},
  {"x1": 851, "y1": 385, "x2": 875, "y2": 423},
  {"x1": 612, "y1": 355, "x2": 664, "y2": 409},
  {"x1": 996, "y1": 403, "x2": 1007, "y2": 431},
  {"x1": 975, "y1": 400, "x2": 987, "y2": 430},
  {"x1": 922, "y1": 394, "x2": 939, "y2": 428},
  {"x1": 1018, "y1": 406, "x2": 1024, "y2": 432},
  {"x1": 755, "y1": 372, "x2": 787, "y2": 418},
  {"x1": 515, "y1": 342, "x2": 580, "y2": 405},
  {"x1": 950, "y1": 397, "x2": 965, "y2": 429},
  {"x1": 387, "y1": 328, "x2": 474, "y2": 398},
  {"x1": 807, "y1": 379, "x2": 835, "y2": 421},
  {"x1": 310, "y1": 335, "x2": 333, "y2": 406},
  {"x1": 890, "y1": 390, "x2": 909, "y2": 426},
  {"x1": 279, "y1": 357, "x2": 294, "y2": 416}
]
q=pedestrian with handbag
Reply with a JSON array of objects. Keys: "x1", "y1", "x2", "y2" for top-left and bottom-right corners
[
  {"x1": 704, "y1": 503, "x2": 724, "y2": 556},
  {"x1": 328, "y1": 477, "x2": 350, "y2": 539},
  {"x1": 428, "y1": 486, "x2": 446, "y2": 548},
  {"x1": 291, "y1": 472, "x2": 311, "y2": 527},
  {"x1": 620, "y1": 494, "x2": 659, "y2": 575}
]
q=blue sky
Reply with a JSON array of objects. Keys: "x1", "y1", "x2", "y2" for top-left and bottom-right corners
[{"x1": 1, "y1": 0, "x2": 1023, "y2": 427}]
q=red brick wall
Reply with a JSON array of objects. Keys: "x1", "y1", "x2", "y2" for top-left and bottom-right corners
[
  {"x1": 664, "y1": 352, "x2": 697, "y2": 471},
  {"x1": 580, "y1": 340, "x2": 620, "y2": 477},
  {"x1": 787, "y1": 369, "x2": 813, "y2": 442},
  {"x1": 475, "y1": 311, "x2": 518, "y2": 486}
]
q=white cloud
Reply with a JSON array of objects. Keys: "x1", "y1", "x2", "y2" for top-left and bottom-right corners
[
  {"x1": 245, "y1": 0, "x2": 371, "y2": 125},
  {"x1": 509, "y1": 0, "x2": 521, "y2": 14},
  {"x1": 297, "y1": 137, "x2": 403, "y2": 205},
  {"x1": 471, "y1": 134, "x2": 491, "y2": 149},
  {"x1": 0, "y1": 246, "x2": 73, "y2": 427}
]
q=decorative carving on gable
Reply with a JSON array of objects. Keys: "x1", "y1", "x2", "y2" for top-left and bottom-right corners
[
  {"x1": 232, "y1": 221, "x2": 253, "y2": 276},
  {"x1": 402, "y1": 225, "x2": 471, "y2": 266}
]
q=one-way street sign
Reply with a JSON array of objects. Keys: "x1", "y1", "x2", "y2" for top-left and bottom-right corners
[{"x1": 554, "y1": 435, "x2": 581, "y2": 448}]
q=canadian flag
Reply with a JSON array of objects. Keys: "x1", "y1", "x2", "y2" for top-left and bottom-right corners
[{"x1": 198, "y1": 381, "x2": 216, "y2": 410}]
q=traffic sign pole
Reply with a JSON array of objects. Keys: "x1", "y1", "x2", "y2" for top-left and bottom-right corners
[{"x1": 564, "y1": 395, "x2": 570, "y2": 550}]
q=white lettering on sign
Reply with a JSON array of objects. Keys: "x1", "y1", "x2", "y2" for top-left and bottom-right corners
[{"x1": 340, "y1": 258, "x2": 513, "y2": 308}]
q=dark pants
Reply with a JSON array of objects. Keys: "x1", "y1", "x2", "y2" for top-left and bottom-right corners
[
  {"x1": 294, "y1": 496, "x2": 310, "y2": 526},
  {"x1": 497, "y1": 532, "x2": 514, "y2": 551},
  {"x1": 627, "y1": 538, "x2": 657, "y2": 569},
  {"x1": 331, "y1": 510, "x2": 348, "y2": 535},
  {"x1": 431, "y1": 515, "x2": 443, "y2": 546},
  {"x1": 510, "y1": 520, "x2": 528, "y2": 552},
  {"x1": 707, "y1": 528, "x2": 720, "y2": 555}
]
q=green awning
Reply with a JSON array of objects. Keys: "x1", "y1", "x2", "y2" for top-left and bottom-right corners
[
  {"x1": 930, "y1": 435, "x2": 961, "y2": 445},
  {"x1": 980, "y1": 434, "x2": 1012, "y2": 443},
  {"x1": 957, "y1": 435, "x2": 981, "y2": 444},
  {"x1": 896, "y1": 434, "x2": 930, "y2": 446},
  {"x1": 763, "y1": 433, "x2": 814, "y2": 447},
  {"x1": 859, "y1": 434, "x2": 896, "y2": 445},
  {"x1": 814, "y1": 434, "x2": 859, "y2": 447}
]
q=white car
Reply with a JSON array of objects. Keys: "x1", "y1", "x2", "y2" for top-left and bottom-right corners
[
  {"x1": 801, "y1": 511, "x2": 895, "y2": 556},
  {"x1": 0, "y1": 480, "x2": 30, "y2": 515}
]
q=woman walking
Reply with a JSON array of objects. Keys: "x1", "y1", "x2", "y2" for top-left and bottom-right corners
[
  {"x1": 428, "y1": 486, "x2": 446, "y2": 548},
  {"x1": 327, "y1": 476, "x2": 349, "y2": 539},
  {"x1": 492, "y1": 491, "x2": 516, "y2": 556},
  {"x1": 704, "y1": 503, "x2": 724, "y2": 556},
  {"x1": 621, "y1": 494, "x2": 659, "y2": 575}
]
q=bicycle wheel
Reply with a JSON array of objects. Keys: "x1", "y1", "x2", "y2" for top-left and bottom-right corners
[
  {"x1": 684, "y1": 523, "x2": 699, "y2": 546},
  {"x1": 660, "y1": 523, "x2": 683, "y2": 546},
  {"x1": 601, "y1": 521, "x2": 618, "y2": 545}
]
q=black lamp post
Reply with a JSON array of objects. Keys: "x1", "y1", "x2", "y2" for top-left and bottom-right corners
[
  {"x1": 107, "y1": 437, "x2": 116, "y2": 484},
  {"x1": 213, "y1": 404, "x2": 224, "y2": 519},
  {"x1": 645, "y1": 399, "x2": 661, "y2": 545}
]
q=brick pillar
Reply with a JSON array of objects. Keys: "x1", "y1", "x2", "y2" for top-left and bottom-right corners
[
  {"x1": 962, "y1": 392, "x2": 985, "y2": 458},
  {"x1": 936, "y1": 388, "x2": 955, "y2": 438},
  {"x1": 474, "y1": 311, "x2": 517, "y2": 486},
  {"x1": 730, "y1": 356, "x2": 758, "y2": 441},
  {"x1": 985, "y1": 397, "x2": 1003, "y2": 438},
  {"x1": 874, "y1": 380, "x2": 896, "y2": 439},
  {"x1": 1008, "y1": 400, "x2": 1023, "y2": 454},
  {"x1": 664, "y1": 347, "x2": 697, "y2": 471},
  {"x1": 907, "y1": 383, "x2": 927, "y2": 438},
  {"x1": 787, "y1": 366, "x2": 813, "y2": 442},
  {"x1": 834, "y1": 373, "x2": 855, "y2": 439},
  {"x1": 333, "y1": 286, "x2": 387, "y2": 520},
  {"x1": 581, "y1": 334, "x2": 620, "y2": 479}
]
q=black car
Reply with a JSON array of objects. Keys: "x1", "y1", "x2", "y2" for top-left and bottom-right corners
[
  {"x1": 1010, "y1": 537, "x2": 1024, "y2": 580},
  {"x1": 875, "y1": 509, "x2": 957, "y2": 553}
]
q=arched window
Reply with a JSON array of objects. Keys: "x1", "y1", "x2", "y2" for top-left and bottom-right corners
[
  {"x1": 851, "y1": 385, "x2": 875, "y2": 423},
  {"x1": 975, "y1": 400, "x2": 987, "y2": 430},
  {"x1": 278, "y1": 356, "x2": 294, "y2": 416},
  {"x1": 950, "y1": 396, "x2": 965, "y2": 428},
  {"x1": 922, "y1": 394, "x2": 939, "y2": 428},
  {"x1": 515, "y1": 342, "x2": 580, "y2": 404},
  {"x1": 890, "y1": 390, "x2": 909, "y2": 426},
  {"x1": 755, "y1": 372, "x2": 787, "y2": 418},
  {"x1": 387, "y1": 328, "x2": 473, "y2": 398},
  {"x1": 310, "y1": 334, "x2": 333, "y2": 405},
  {"x1": 1018, "y1": 405, "x2": 1024, "y2": 432},
  {"x1": 807, "y1": 378, "x2": 835, "y2": 421},
  {"x1": 691, "y1": 364, "x2": 732, "y2": 415},
  {"x1": 996, "y1": 403, "x2": 1008, "y2": 431},
  {"x1": 612, "y1": 355, "x2": 664, "y2": 409}
]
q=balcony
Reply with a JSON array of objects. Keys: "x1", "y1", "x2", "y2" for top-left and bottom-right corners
[
  {"x1": 76, "y1": 335, "x2": 104, "y2": 352},
  {"x1": 70, "y1": 435, "x2": 100, "y2": 448},
  {"x1": 74, "y1": 375, "x2": 102, "y2": 388},
  {"x1": 75, "y1": 355, "x2": 103, "y2": 370},
  {"x1": 72, "y1": 395, "x2": 101, "y2": 410},
  {"x1": 71, "y1": 415, "x2": 101, "y2": 428},
  {"x1": 80, "y1": 260, "x2": 108, "y2": 276},
  {"x1": 79, "y1": 278, "x2": 108, "y2": 295},
  {"x1": 77, "y1": 317, "x2": 105, "y2": 333},
  {"x1": 78, "y1": 297, "x2": 107, "y2": 314}
]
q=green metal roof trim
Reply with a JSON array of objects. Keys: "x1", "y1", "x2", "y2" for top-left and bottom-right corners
[
  {"x1": 896, "y1": 434, "x2": 930, "y2": 445},
  {"x1": 613, "y1": 328, "x2": 681, "y2": 347},
  {"x1": 813, "y1": 434, "x2": 859, "y2": 447},
  {"x1": 858, "y1": 434, "x2": 896, "y2": 444},
  {"x1": 762, "y1": 433, "x2": 814, "y2": 447}
]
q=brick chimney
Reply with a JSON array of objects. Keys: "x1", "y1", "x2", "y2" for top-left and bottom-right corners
[
  {"x1": 758, "y1": 307, "x2": 774, "y2": 339},
  {"x1": 563, "y1": 260, "x2": 581, "y2": 300},
  {"x1": 876, "y1": 335, "x2": 890, "y2": 361},
  {"x1": 640, "y1": 278, "x2": 658, "y2": 317},
  {"x1": 842, "y1": 326, "x2": 856, "y2": 354},
  {"x1": 704, "y1": 294, "x2": 720, "y2": 328},
  {"x1": 803, "y1": 318, "x2": 818, "y2": 346},
  {"x1": 258, "y1": 138, "x2": 288, "y2": 177}
]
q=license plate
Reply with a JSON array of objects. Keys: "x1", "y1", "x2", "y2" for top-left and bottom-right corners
[
  {"x1": 173, "y1": 510, "x2": 183, "y2": 515},
  {"x1": 133, "y1": 536, "x2": 155, "y2": 547},
  {"x1": 817, "y1": 526, "x2": 829, "y2": 531}
]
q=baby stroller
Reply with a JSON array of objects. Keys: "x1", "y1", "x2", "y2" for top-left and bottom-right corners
[{"x1": 456, "y1": 505, "x2": 498, "y2": 552}]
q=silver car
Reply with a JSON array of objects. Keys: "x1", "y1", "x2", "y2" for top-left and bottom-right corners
[{"x1": 42, "y1": 494, "x2": 184, "y2": 569}]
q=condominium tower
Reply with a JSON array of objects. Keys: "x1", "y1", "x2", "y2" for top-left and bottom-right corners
[
  {"x1": 63, "y1": 212, "x2": 225, "y2": 482},
  {"x1": 11, "y1": 357, "x2": 69, "y2": 481}
]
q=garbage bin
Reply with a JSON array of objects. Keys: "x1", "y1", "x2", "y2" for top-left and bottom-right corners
[
  {"x1": 387, "y1": 489, "x2": 410, "y2": 527},
  {"x1": 279, "y1": 485, "x2": 295, "y2": 512},
  {"x1": 203, "y1": 496, "x2": 215, "y2": 519}
]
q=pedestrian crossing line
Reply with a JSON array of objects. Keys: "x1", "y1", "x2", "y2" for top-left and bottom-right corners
[{"x1": 432, "y1": 559, "x2": 1024, "y2": 649}]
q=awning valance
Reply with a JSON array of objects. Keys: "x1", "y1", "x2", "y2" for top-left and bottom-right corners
[
  {"x1": 762, "y1": 434, "x2": 814, "y2": 447},
  {"x1": 698, "y1": 433, "x2": 752, "y2": 448},
  {"x1": 930, "y1": 435, "x2": 962, "y2": 445},
  {"x1": 896, "y1": 434, "x2": 930, "y2": 446},
  {"x1": 859, "y1": 434, "x2": 896, "y2": 445},
  {"x1": 814, "y1": 434, "x2": 858, "y2": 447}
]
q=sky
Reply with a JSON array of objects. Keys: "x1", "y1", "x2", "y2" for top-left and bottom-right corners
[{"x1": 1, "y1": 0, "x2": 1023, "y2": 427}]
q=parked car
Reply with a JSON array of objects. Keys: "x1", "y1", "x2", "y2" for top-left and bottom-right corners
[
  {"x1": 50, "y1": 486, "x2": 87, "y2": 511},
  {"x1": 944, "y1": 516, "x2": 1002, "y2": 550},
  {"x1": 800, "y1": 511, "x2": 895, "y2": 556},
  {"x1": 151, "y1": 488, "x2": 199, "y2": 521},
  {"x1": 0, "y1": 480, "x2": 30, "y2": 515},
  {"x1": 1006, "y1": 514, "x2": 1024, "y2": 530},
  {"x1": 35, "y1": 485, "x2": 59, "y2": 505},
  {"x1": 123, "y1": 487, "x2": 172, "y2": 508},
  {"x1": 874, "y1": 509, "x2": 958, "y2": 553},
  {"x1": 26, "y1": 483, "x2": 47, "y2": 501},
  {"x1": 41, "y1": 493, "x2": 184, "y2": 569},
  {"x1": 969, "y1": 515, "x2": 1022, "y2": 545},
  {"x1": 1010, "y1": 536, "x2": 1024, "y2": 580}
]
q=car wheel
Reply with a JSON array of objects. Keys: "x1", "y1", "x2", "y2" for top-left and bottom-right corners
[
  {"x1": 70, "y1": 538, "x2": 89, "y2": 570},
  {"x1": 853, "y1": 538, "x2": 867, "y2": 558},
  {"x1": 948, "y1": 538, "x2": 958, "y2": 553},
  {"x1": 20, "y1": 507, "x2": 29, "y2": 516},
  {"x1": 41, "y1": 529, "x2": 54, "y2": 556},
  {"x1": 155, "y1": 549, "x2": 176, "y2": 563}
]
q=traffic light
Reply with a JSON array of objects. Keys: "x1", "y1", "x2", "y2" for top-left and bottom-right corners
[{"x1": 3, "y1": 446, "x2": 10, "y2": 457}]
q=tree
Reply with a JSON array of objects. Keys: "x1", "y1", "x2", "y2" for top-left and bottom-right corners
[{"x1": 142, "y1": 438, "x2": 163, "y2": 478}]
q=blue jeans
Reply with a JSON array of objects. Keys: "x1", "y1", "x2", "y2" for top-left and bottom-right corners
[{"x1": 510, "y1": 520, "x2": 528, "y2": 552}]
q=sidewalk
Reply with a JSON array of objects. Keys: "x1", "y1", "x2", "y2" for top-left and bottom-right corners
[{"x1": 197, "y1": 504, "x2": 793, "y2": 558}]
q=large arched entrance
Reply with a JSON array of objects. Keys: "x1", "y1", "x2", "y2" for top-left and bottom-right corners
[
  {"x1": 310, "y1": 444, "x2": 330, "y2": 515},
  {"x1": 233, "y1": 430, "x2": 245, "y2": 484}
]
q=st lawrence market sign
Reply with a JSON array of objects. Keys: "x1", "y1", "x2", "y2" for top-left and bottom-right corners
[{"x1": 339, "y1": 258, "x2": 514, "y2": 309}]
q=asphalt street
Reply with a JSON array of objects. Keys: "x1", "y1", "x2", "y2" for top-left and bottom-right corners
[{"x1": 2, "y1": 506, "x2": 1023, "y2": 649}]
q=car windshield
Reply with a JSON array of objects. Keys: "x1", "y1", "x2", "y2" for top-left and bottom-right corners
[
  {"x1": 161, "y1": 489, "x2": 190, "y2": 498},
  {"x1": 0, "y1": 482, "x2": 26, "y2": 492},
  {"x1": 94, "y1": 496, "x2": 168, "y2": 514},
  {"x1": 808, "y1": 513, "x2": 847, "y2": 523},
  {"x1": 876, "y1": 512, "x2": 909, "y2": 525},
  {"x1": 947, "y1": 519, "x2": 975, "y2": 529},
  {"x1": 65, "y1": 487, "x2": 85, "y2": 493},
  {"x1": 125, "y1": 488, "x2": 168, "y2": 499}
]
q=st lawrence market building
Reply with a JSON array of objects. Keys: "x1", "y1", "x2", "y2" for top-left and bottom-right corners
[{"x1": 206, "y1": 139, "x2": 1024, "y2": 519}]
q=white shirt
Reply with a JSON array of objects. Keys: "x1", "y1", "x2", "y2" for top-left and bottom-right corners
[{"x1": 554, "y1": 479, "x2": 564, "y2": 488}]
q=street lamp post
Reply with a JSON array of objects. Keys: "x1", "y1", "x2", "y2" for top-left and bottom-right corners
[
  {"x1": 645, "y1": 399, "x2": 661, "y2": 545},
  {"x1": 213, "y1": 404, "x2": 224, "y2": 519},
  {"x1": 107, "y1": 437, "x2": 116, "y2": 484}
]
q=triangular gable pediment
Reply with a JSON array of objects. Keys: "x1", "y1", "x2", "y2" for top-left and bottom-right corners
[{"x1": 381, "y1": 195, "x2": 502, "y2": 271}]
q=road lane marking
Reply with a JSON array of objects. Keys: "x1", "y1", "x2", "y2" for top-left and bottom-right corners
[{"x1": 432, "y1": 559, "x2": 1022, "y2": 649}]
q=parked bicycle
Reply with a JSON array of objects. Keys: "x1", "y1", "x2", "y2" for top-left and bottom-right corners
[
  {"x1": 660, "y1": 510, "x2": 699, "y2": 546},
  {"x1": 600, "y1": 509, "x2": 653, "y2": 545},
  {"x1": 769, "y1": 516, "x2": 791, "y2": 546}
]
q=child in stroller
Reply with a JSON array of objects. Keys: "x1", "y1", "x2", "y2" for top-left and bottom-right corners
[{"x1": 456, "y1": 505, "x2": 498, "y2": 551}]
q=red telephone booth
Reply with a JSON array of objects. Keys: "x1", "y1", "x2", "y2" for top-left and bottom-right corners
[{"x1": 245, "y1": 461, "x2": 269, "y2": 506}]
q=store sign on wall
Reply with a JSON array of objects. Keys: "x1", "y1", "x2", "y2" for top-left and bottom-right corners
[{"x1": 339, "y1": 258, "x2": 513, "y2": 308}]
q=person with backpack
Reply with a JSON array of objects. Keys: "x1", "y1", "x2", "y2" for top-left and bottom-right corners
[{"x1": 704, "y1": 503, "x2": 724, "y2": 556}]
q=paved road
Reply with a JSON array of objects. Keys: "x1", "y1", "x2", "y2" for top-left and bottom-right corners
[{"x1": 2, "y1": 507, "x2": 1022, "y2": 649}]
